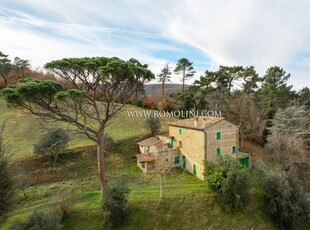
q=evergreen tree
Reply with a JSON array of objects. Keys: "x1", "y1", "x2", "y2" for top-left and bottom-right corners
[
  {"x1": 298, "y1": 87, "x2": 310, "y2": 109},
  {"x1": 13, "y1": 57, "x2": 30, "y2": 78},
  {"x1": 0, "y1": 123, "x2": 14, "y2": 222},
  {"x1": 2, "y1": 57, "x2": 154, "y2": 205},
  {"x1": 0, "y1": 51, "x2": 12, "y2": 87},
  {"x1": 258, "y1": 67, "x2": 293, "y2": 141},
  {"x1": 259, "y1": 67, "x2": 293, "y2": 118},
  {"x1": 174, "y1": 58, "x2": 195, "y2": 93},
  {"x1": 157, "y1": 62, "x2": 172, "y2": 99}
]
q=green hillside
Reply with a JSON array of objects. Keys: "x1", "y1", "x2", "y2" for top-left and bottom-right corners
[{"x1": 0, "y1": 97, "x2": 275, "y2": 230}]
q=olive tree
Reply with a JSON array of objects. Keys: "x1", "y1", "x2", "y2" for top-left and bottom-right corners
[
  {"x1": 262, "y1": 170, "x2": 310, "y2": 229},
  {"x1": 34, "y1": 128, "x2": 69, "y2": 163},
  {"x1": 144, "y1": 116, "x2": 161, "y2": 136},
  {"x1": 2, "y1": 57, "x2": 154, "y2": 203}
]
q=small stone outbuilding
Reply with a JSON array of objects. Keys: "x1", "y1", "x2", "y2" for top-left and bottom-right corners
[{"x1": 136, "y1": 135, "x2": 179, "y2": 173}]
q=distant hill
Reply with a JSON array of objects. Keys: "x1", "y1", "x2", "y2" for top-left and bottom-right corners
[{"x1": 144, "y1": 83, "x2": 189, "y2": 102}]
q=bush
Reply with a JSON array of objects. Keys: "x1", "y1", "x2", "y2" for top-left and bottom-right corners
[
  {"x1": 157, "y1": 98, "x2": 175, "y2": 112},
  {"x1": 144, "y1": 116, "x2": 161, "y2": 136},
  {"x1": 205, "y1": 156, "x2": 240, "y2": 192},
  {"x1": 33, "y1": 128, "x2": 69, "y2": 163},
  {"x1": 218, "y1": 167, "x2": 251, "y2": 210},
  {"x1": 0, "y1": 124, "x2": 14, "y2": 222},
  {"x1": 205, "y1": 156, "x2": 251, "y2": 210},
  {"x1": 151, "y1": 104, "x2": 158, "y2": 110},
  {"x1": 102, "y1": 181, "x2": 130, "y2": 228},
  {"x1": 10, "y1": 210, "x2": 62, "y2": 230},
  {"x1": 104, "y1": 134, "x2": 116, "y2": 150},
  {"x1": 52, "y1": 196, "x2": 73, "y2": 222},
  {"x1": 262, "y1": 171, "x2": 310, "y2": 230},
  {"x1": 132, "y1": 99, "x2": 145, "y2": 108},
  {"x1": 204, "y1": 161, "x2": 225, "y2": 192},
  {"x1": 143, "y1": 97, "x2": 154, "y2": 109}
]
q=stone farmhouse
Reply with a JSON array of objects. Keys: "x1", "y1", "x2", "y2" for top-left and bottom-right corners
[{"x1": 136, "y1": 117, "x2": 252, "y2": 180}]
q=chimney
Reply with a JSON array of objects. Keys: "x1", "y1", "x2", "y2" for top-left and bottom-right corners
[
  {"x1": 194, "y1": 117, "x2": 198, "y2": 127},
  {"x1": 202, "y1": 116, "x2": 206, "y2": 128}
]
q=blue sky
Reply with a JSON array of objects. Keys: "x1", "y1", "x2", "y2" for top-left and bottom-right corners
[{"x1": 0, "y1": 0, "x2": 309, "y2": 89}]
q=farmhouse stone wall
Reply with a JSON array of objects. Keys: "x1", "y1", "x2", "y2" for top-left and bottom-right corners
[
  {"x1": 169, "y1": 126, "x2": 206, "y2": 180},
  {"x1": 168, "y1": 119, "x2": 239, "y2": 180},
  {"x1": 206, "y1": 120, "x2": 238, "y2": 162}
]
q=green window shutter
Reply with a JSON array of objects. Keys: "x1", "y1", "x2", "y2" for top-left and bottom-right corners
[
  {"x1": 182, "y1": 156, "x2": 186, "y2": 169},
  {"x1": 216, "y1": 148, "x2": 221, "y2": 155},
  {"x1": 239, "y1": 157, "x2": 249, "y2": 168},
  {"x1": 193, "y1": 164, "x2": 197, "y2": 176},
  {"x1": 174, "y1": 156, "x2": 180, "y2": 165},
  {"x1": 170, "y1": 138, "x2": 174, "y2": 148},
  {"x1": 232, "y1": 146, "x2": 236, "y2": 154},
  {"x1": 216, "y1": 132, "x2": 221, "y2": 140},
  {"x1": 178, "y1": 128, "x2": 182, "y2": 135}
]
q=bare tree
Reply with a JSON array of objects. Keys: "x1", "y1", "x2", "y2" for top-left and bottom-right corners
[{"x1": 155, "y1": 160, "x2": 174, "y2": 199}]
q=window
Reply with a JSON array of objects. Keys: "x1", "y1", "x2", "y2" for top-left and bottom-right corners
[
  {"x1": 182, "y1": 156, "x2": 186, "y2": 169},
  {"x1": 216, "y1": 132, "x2": 221, "y2": 140},
  {"x1": 170, "y1": 138, "x2": 174, "y2": 148},
  {"x1": 193, "y1": 164, "x2": 197, "y2": 176},
  {"x1": 178, "y1": 128, "x2": 182, "y2": 135},
  {"x1": 232, "y1": 146, "x2": 236, "y2": 154},
  {"x1": 174, "y1": 156, "x2": 180, "y2": 165},
  {"x1": 179, "y1": 141, "x2": 182, "y2": 148},
  {"x1": 216, "y1": 148, "x2": 221, "y2": 156}
]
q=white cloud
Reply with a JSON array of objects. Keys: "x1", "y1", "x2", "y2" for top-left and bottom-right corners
[
  {"x1": 0, "y1": 0, "x2": 309, "y2": 89},
  {"x1": 166, "y1": 0, "x2": 310, "y2": 89}
]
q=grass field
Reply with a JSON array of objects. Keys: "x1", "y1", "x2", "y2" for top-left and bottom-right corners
[{"x1": 0, "y1": 97, "x2": 276, "y2": 230}]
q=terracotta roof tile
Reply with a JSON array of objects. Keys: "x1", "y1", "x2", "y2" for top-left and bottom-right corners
[
  {"x1": 136, "y1": 154, "x2": 156, "y2": 162},
  {"x1": 137, "y1": 137, "x2": 162, "y2": 147},
  {"x1": 168, "y1": 117, "x2": 224, "y2": 130}
]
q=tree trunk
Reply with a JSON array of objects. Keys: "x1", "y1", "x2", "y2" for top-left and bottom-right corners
[
  {"x1": 0, "y1": 74, "x2": 9, "y2": 87},
  {"x1": 162, "y1": 81, "x2": 165, "y2": 99},
  {"x1": 98, "y1": 128, "x2": 107, "y2": 204},
  {"x1": 181, "y1": 70, "x2": 185, "y2": 109},
  {"x1": 182, "y1": 71, "x2": 185, "y2": 93},
  {"x1": 159, "y1": 175, "x2": 163, "y2": 199}
]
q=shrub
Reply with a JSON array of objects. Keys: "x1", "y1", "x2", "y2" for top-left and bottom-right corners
[
  {"x1": 52, "y1": 196, "x2": 73, "y2": 222},
  {"x1": 151, "y1": 104, "x2": 158, "y2": 110},
  {"x1": 262, "y1": 171, "x2": 310, "y2": 230},
  {"x1": 218, "y1": 167, "x2": 251, "y2": 210},
  {"x1": 204, "y1": 156, "x2": 240, "y2": 192},
  {"x1": 205, "y1": 156, "x2": 251, "y2": 210},
  {"x1": 157, "y1": 98, "x2": 175, "y2": 111},
  {"x1": 204, "y1": 161, "x2": 225, "y2": 192},
  {"x1": 143, "y1": 97, "x2": 154, "y2": 109},
  {"x1": 0, "y1": 123, "x2": 14, "y2": 222},
  {"x1": 144, "y1": 116, "x2": 161, "y2": 136},
  {"x1": 33, "y1": 128, "x2": 69, "y2": 163},
  {"x1": 132, "y1": 99, "x2": 145, "y2": 108},
  {"x1": 102, "y1": 181, "x2": 130, "y2": 228},
  {"x1": 104, "y1": 134, "x2": 116, "y2": 150},
  {"x1": 10, "y1": 210, "x2": 62, "y2": 230}
]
